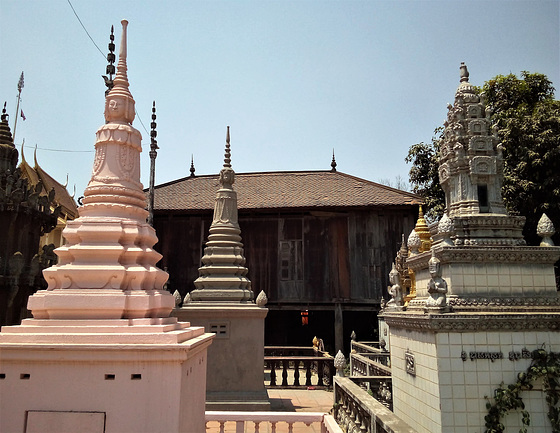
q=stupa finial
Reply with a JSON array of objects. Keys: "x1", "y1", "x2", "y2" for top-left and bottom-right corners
[
  {"x1": 219, "y1": 126, "x2": 235, "y2": 189},
  {"x1": 104, "y1": 20, "x2": 135, "y2": 125},
  {"x1": 224, "y1": 126, "x2": 231, "y2": 168},
  {"x1": 331, "y1": 149, "x2": 337, "y2": 172},
  {"x1": 459, "y1": 62, "x2": 469, "y2": 83}
]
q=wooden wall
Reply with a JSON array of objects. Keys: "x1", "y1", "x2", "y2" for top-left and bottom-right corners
[{"x1": 153, "y1": 207, "x2": 416, "y2": 305}]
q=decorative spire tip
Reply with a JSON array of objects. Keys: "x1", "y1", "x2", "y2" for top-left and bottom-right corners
[
  {"x1": 224, "y1": 126, "x2": 231, "y2": 168},
  {"x1": 460, "y1": 62, "x2": 469, "y2": 82},
  {"x1": 190, "y1": 154, "x2": 196, "y2": 177}
]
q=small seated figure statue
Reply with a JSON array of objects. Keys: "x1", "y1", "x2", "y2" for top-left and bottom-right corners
[
  {"x1": 426, "y1": 250, "x2": 449, "y2": 311},
  {"x1": 387, "y1": 263, "x2": 404, "y2": 309}
]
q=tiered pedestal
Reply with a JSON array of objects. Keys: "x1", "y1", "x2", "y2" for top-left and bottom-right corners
[
  {"x1": 0, "y1": 318, "x2": 214, "y2": 433},
  {"x1": 174, "y1": 303, "x2": 270, "y2": 411}
]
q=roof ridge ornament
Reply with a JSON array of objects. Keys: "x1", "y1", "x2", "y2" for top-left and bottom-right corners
[
  {"x1": 20, "y1": 139, "x2": 25, "y2": 162},
  {"x1": 331, "y1": 149, "x2": 337, "y2": 172},
  {"x1": 190, "y1": 155, "x2": 196, "y2": 177},
  {"x1": 33, "y1": 144, "x2": 39, "y2": 169}
]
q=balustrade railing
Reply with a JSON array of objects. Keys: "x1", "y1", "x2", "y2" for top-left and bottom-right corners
[
  {"x1": 333, "y1": 378, "x2": 418, "y2": 433},
  {"x1": 265, "y1": 346, "x2": 330, "y2": 357},
  {"x1": 265, "y1": 346, "x2": 335, "y2": 388},
  {"x1": 348, "y1": 376, "x2": 393, "y2": 410},
  {"x1": 351, "y1": 341, "x2": 381, "y2": 353},
  {"x1": 350, "y1": 353, "x2": 391, "y2": 378},
  {"x1": 351, "y1": 341, "x2": 391, "y2": 367},
  {"x1": 206, "y1": 411, "x2": 343, "y2": 433},
  {"x1": 265, "y1": 356, "x2": 334, "y2": 388}
]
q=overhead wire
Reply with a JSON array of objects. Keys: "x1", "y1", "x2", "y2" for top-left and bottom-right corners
[
  {"x1": 66, "y1": 0, "x2": 105, "y2": 59},
  {"x1": 20, "y1": 142, "x2": 93, "y2": 153},
  {"x1": 65, "y1": 0, "x2": 150, "y2": 138}
]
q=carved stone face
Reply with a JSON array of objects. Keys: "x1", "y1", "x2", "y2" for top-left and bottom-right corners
[
  {"x1": 389, "y1": 270, "x2": 398, "y2": 285},
  {"x1": 105, "y1": 96, "x2": 126, "y2": 122},
  {"x1": 428, "y1": 258, "x2": 440, "y2": 277},
  {"x1": 220, "y1": 168, "x2": 234, "y2": 186}
]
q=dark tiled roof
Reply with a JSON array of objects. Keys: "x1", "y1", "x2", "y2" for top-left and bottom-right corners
[{"x1": 153, "y1": 170, "x2": 422, "y2": 212}]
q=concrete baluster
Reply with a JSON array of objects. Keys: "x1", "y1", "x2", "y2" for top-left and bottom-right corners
[
  {"x1": 305, "y1": 360, "x2": 312, "y2": 386},
  {"x1": 293, "y1": 359, "x2": 300, "y2": 386},
  {"x1": 317, "y1": 359, "x2": 324, "y2": 385},
  {"x1": 270, "y1": 360, "x2": 277, "y2": 386},
  {"x1": 235, "y1": 421, "x2": 244, "y2": 433},
  {"x1": 282, "y1": 359, "x2": 289, "y2": 386}
]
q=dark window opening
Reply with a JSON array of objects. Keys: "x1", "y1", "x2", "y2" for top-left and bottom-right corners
[{"x1": 478, "y1": 185, "x2": 489, "y2": 213}]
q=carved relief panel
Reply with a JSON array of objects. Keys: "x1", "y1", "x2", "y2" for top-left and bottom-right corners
[
  {"x1": 470, "y1": 156, "x2": 496, "y2": 175},
  {"x1": 469, "y1": 136, "x2": 493, "y2": 153}
]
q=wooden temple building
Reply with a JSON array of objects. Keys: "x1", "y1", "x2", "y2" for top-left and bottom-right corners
[
  {"x1": 152, "y1": 160, "x2": 421, "y2": 353},
  {"x1": 0, "y1": 104, "x2": 77, "y2": 326}
]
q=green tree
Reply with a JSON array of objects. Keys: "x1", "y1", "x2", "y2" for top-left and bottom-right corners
[
  {"x1": 404, "y1": 127, "x2": 445, "y2": 221},
  {"x1": 406, "y1": 72, "x2": 560, "y2": 247},
  {"x1": 484, "y1": 72, "x2": 560, "y2": 246}
]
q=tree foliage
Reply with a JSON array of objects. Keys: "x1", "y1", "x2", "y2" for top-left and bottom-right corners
[
  {"x1": 404, "y1": 127, "x2": 445, "y2": 221},
  {"x1": 406, "y1": 72, "x2": 560, "y2": 246},
  {"x1": 484, "y1": 72, "x2": 560, "y2": 245}
]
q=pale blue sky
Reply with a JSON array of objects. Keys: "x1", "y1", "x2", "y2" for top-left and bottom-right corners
[{"x1": 1, "y1": 1, "x2": 558, "y2": 197}]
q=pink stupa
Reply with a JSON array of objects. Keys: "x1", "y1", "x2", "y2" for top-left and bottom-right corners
[
  {"x1": 32, "y1": 20, "x2": 170, "y2": 319},
  {"x1": 0, "y1": 20, "x2": 213, "y2": 433}
]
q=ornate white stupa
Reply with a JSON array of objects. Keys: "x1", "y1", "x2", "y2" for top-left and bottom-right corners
[{"x1": 381, "y1": 63, "x2": 560, "y2": 433}]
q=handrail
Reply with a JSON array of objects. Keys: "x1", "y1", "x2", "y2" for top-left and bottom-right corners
[
  {"x1": 333, "y1": 377, "x2": 418, "y2": 433},
  {"x1": 265, "y1": 346, "x2": 332, "y2": 358},
  {"x1": 350, "y1": 353, "x2": 391, "y2": 377},
  {"x1": 351, "y1": 341, "x2": 383, "y2": 353},
  {"x1": 206, "y1": 411, "x2": 343, "y2": 433}
]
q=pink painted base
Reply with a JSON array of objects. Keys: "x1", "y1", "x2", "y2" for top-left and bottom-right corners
[{"x1": 0, "y1": 318, "x2": 214, "y2": 433}]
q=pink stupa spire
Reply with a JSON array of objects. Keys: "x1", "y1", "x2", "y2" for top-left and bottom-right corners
[{"x1": 30, "y1": 20, "x2": 172, "y2": 319}]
